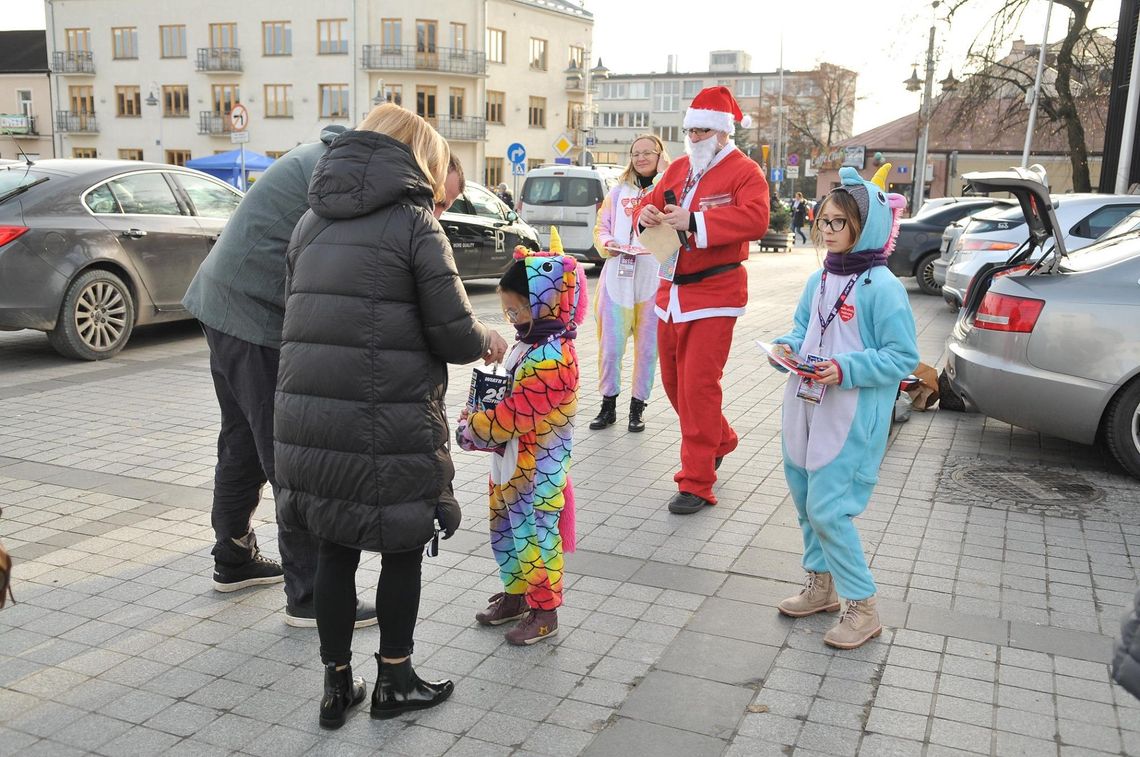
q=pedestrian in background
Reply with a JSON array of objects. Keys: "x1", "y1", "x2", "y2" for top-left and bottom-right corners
[
  {"x1": 589, "y1": 133, "x2": 669, "y2": 432},
  {"x1": 496, "y1": 182, "x2": 514, "y2": 208},
  {"x1": 273, "y1": 104, "x2": 507, "y2": 728},
  {"x1": 769, "y1": 165, "x2": 918, "y2": 650},
  {"x1": 1113, "y1": 588, "x2": 1140, "y2": 700},
  {"x1": 791, "y1": 191, "x2": 809, "y2": 244}
]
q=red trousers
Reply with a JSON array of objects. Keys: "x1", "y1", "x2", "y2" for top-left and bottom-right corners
[{"x1": 657, "y1": 316, "x2": 739, "y2": 503}]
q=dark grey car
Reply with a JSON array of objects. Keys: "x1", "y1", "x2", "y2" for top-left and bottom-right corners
[{"x1": 0, "y1": 159, "x2": 242, "y2": 359}]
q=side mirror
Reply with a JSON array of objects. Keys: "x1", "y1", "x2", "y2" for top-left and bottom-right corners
[{"x1": 506, "y1": 210, "x2": 519, "y2": 222}]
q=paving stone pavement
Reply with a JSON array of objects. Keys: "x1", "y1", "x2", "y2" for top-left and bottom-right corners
[{"x1": 1, "y1": 246, "x2": 1138, "y2": 756}]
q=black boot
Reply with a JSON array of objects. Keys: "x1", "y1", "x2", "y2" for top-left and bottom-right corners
[
  {"x1": 319, "y1": 662, "x2": 366, "y2": 730},
  {"x1": 589, "y1": 395, "x2": 618, "y2": 430},
  {"x1": 370, "y1": 655, "x2": 454, "y2": 719},
  {"x1": 628, "y1": 398, "x2": 646, "y2": 433}
]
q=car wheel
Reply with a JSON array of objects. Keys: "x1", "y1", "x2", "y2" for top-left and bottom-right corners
[
  {"x1": 915, "y1": 252, "x2": 941, "y2": 296},
  {"x1": 1103, "y1": 380, "x2": 1140, "y2": 479},
  {"x1": 47, "y1": 269, "x2": 136, "y2": 361}
]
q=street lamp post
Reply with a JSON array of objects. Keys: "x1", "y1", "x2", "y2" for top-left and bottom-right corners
[{"x1": 905, "y1": 1, "x2": 958, "y2": 213}]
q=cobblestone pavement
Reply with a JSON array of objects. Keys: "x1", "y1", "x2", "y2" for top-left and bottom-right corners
[{"x1": 1, "y1": 246, "x2": 1138, "y2": 757}]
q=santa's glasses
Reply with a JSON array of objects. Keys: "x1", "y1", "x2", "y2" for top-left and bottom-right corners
[{"x1": 685, "y1": 128, "x2": 712, "y2": 137}]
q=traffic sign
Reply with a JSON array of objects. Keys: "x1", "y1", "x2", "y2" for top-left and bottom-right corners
[
  {"x1": 771, "y1": 168, "x2": 783, "y2": 182},
  {"x1": 230, "y1": 103, "x2": 249, "y2": 132},
  {"x1": 553, "y1": 133, "x2": 573, "y2": 157},
  {"x1": 786, "y1": 165, "x2": 799, "y2": 179},
  {"x1": 230, "y1": 131, "x2": 250, "y2": 144},
  {"x1": 787, "y1": 153, "x2": 799, "y2": 167},
  {"x1": 507, "y1": 142, "x2": 526, "y2": 165},
  {"x1": 511, "y1": 162, "x2": 526, "y2": 176},
  {"x1": 585, "y1": 135, "x2": 597, "y2": 146}
]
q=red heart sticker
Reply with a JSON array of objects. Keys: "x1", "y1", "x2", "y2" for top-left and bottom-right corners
[{"x1": 839, "y1": 303, "x2": 855, "y2": 322}]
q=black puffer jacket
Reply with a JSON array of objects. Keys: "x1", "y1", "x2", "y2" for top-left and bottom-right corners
[
  {"x1": 1114, "y1": 588, "x2": 1140, "y2": 700},
  {"x1": 274, "y1": 130, "x2": 491, "y2": 553}
]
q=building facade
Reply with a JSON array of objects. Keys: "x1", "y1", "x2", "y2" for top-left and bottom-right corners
[
  {"x1": 42, "y1": 0, "x2": 591, "y2": 187},
  {"x1": 0, "y1": 30, "x2": 55, "y2": 161}
]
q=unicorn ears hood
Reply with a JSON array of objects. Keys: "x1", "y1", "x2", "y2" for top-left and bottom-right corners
[
  {"x1": 510, "y1": 226, "x2": 588, "y2": 327},
  {"x1": 834, "y1": 165, "x2": 908, "y2": 254}
]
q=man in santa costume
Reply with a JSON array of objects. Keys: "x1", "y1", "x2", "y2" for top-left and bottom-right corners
[{"x1": 636, "y1": 86, "x2": 769, "y2": 515}]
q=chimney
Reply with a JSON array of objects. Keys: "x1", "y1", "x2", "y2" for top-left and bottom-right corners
[
  {"x1": 1011, "y1": 37, "x2": 1026, "y2": 56},
  {"x1": 667, "y1": 54, "x2": 676, "y2": 74}
]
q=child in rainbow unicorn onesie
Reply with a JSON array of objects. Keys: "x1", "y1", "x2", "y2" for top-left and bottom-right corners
[
  {"x1": 769, "y1": 165, "x2": 919, "y2": 650},
  {"x1": 457, "y1": 228, "x2": 585, "y2": 646},
  {"x1": 588, "y1": 134, "x2": 669, "y2": 433}
]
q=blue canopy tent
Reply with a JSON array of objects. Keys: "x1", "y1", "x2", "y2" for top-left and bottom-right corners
[{"x1": 185, "y1": 149, "x2": 275, "y2": 190}]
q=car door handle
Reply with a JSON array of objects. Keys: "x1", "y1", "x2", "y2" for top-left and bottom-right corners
[
  {"x1": 444, "y1": 225, "x2": 460, "y2": 233},
  {"x1": 482, "y1": 230, "x2": 496, "y2": 237},
  {"x1": 121, "y1": 228, "x2": 148, "y2": 239}
]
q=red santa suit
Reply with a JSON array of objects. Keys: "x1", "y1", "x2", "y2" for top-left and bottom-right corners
[{"x1": 634, "y1": 88, "x2": 769, "y2": 506}]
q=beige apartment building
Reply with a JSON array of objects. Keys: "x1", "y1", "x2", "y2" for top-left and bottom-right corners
[
  {"x1": 42, "y1": 0, "x2": 592, "y2": 186},
  {"x1": 0, "y1": 30, "x2": 55, "y2": 161}
]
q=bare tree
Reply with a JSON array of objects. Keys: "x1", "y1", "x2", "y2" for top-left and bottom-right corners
[{"x1": 784, "y1": 63, "x2": 860, "y2": 154}]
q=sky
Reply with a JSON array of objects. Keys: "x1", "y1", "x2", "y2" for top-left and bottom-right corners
[{"x1": 2, "y1": 0, "x2": 1123, "y2": 135}]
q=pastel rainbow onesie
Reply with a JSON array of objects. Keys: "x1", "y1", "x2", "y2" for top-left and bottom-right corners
[
  {"x1": 592, "y1": 180, "x2": 660, "y2": 401},
  {"x1": 462, "y1": 232, "x2": 586, "y2": 611}
]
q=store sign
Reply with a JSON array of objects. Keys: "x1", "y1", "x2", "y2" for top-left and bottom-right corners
[
  {"x1": 0, "y1": 114, "x2": 31, "y2": 134},
  {"x1": 815, "y1": 145, "x2": 866, "y2": 171}
]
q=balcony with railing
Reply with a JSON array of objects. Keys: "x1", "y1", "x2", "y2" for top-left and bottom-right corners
[
  {"x1": 196, "y1": 47, "x2": 242, "y2": 72},
  {"x1": 198, "y1": 111, "x2": 233, "y2": 136},
  {"x1": 360, "y1": 45, "x2": 486, "y2": 76},
  {"x1": 52, "y1": 50, "x2": 95, "y2": 75},
  {"x1": 55, "y1": 111, "x2": 98, "y2": 133},
  {"x1": 433, "y1": 116, "x2": 487, "y2": 141},
  {"x1": 0, "y1": 114, "x2": 38, "y2": 136}
]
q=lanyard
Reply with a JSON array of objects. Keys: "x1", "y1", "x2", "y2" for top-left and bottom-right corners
[
  {"x1": 816, "y1": 271, "x2": 857, "y2": 348},
  {"x1": 679, "y1": 167, "x2": 704, "y2": 206},
  {"x1": 628, "y1": 186, "x2": 649, "y2": 246}
]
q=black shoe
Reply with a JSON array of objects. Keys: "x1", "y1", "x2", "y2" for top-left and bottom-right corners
[
  {"x1": 212, "y1": 553, "x2": 284, "y2": 593},
  {"x1": 668, "y1": 491, "x2": 713, "y2": 515},
  {"x1": 319, "y1": 662, "x2": 366, "y2": 730},
  {"x1": 589, "y1": 395, "x2": 618, "y2": 430},
  {"x1": 370, "y1": 655, "x2": 453, "y2": 719},
  {"x1": 628, "y1": 398, "x2": 646, "y2": 433},
  {"x1": 715, "y1": 456, "x2": 724, "y2": 471},
  {"x1": 286, "y1": 599, "x2": 378, "y2": 629}
]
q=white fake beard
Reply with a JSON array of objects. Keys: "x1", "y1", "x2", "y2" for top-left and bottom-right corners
[{"x1": 686, "y1": 135, "x2": 720, "y2": 173}]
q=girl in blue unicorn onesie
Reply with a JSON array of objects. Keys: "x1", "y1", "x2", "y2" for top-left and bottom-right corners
[{"x1": 769, "y1": 164, "x2": 919, "y2": 650}]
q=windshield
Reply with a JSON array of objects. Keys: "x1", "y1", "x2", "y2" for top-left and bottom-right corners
[
  {"x1": 1059, "y1": 233, "x2": 1140, "y2": 273},
  {"x1": 522, "y1": 176, "x2": 603, "y2": 207},
  {"x1": 965, "y1": 204, "x2": 1025, "y2": 234}
]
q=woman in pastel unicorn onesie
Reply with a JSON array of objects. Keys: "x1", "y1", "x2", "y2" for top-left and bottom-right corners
[
  {"x1": 588, "y1": 134, "x2": 669, "y2": 433},
  {"x1": 458, "y1": 228, "x2": 586, "y2": 645}
]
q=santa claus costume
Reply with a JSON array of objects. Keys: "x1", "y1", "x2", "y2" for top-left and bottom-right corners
[{"x1": 633, "y1": 87, "x2": 770, "y2": 514}]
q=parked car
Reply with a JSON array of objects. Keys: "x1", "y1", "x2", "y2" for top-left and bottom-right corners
[
  {"x1": 940, "y1": 193, "x2": 1140, "y2": 308},
  {"x1": 0, "y1": 159, "x2": 243, "y2": 360},
  {"x1": 518, "y1": 165, "x2": 617, "y2": 263},
  {"x1": 889, "y1": 197, "x2": 1001, "y2": 295},
  {"x1": 441, "y1": 180, "x2": 541, "y2": 279},
  {"x1": 945, "y1": 168, "x2": 1140, "y2": 479}
]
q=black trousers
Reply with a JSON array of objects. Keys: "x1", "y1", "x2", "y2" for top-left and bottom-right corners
[
  {"x1": 316, "y1": 539, "x2": 422, "y2": 664},
  {"x1": 203, "y1": 324, "x2": 317, "y2": 608}
]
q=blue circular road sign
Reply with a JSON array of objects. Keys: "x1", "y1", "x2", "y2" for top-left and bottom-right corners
[{"x1": 507, "y1": 142, "x2": 527, "y2": 165}]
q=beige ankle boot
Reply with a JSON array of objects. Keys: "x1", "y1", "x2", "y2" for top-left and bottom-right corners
[
  {"x1": 777, "y1": 572, "x2": 841, "y2": 618},
  {"x1": 823, "y1": 596, "x2": 882, "y2": 650}
]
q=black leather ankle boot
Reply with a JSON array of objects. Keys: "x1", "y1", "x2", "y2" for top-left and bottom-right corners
[
  {"x1": 589, "y1": 395, "x2": 618, "y2": 430},
  {"x1": 628, "y1": 398, "x2": 646, "y2": 432},
  {"x1": 370, "y1": 655, "x2": 454, "y2": 719},
  {"x1": 319, "y1": 662, "x2": 366, "y2": 729}
]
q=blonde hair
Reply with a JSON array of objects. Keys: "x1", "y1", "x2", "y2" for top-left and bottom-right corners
[
  {"x1": 618, "y1": 134, "x2": 669, "y2": 187},
  {"x1": 809, "y1": 192, "x2": 863, "y2": 252},
  {"x1": 358, "y1": 103, "x2": 450, "y2": 203}
]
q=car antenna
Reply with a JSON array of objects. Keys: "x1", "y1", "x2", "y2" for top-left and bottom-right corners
[{"x1": 5, "y1": 131, "x2": 34, "y2": 166}]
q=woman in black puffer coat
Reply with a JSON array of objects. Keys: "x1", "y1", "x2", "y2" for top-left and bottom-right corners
[
  {"x1": 1114, "y1": 588, "x2": 1140, "y2": 700},
  {"x1": 274, "y1": 104, "x2": 505, "y2": 729}
]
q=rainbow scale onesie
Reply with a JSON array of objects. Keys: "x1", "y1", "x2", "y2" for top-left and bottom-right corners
[{"x1": 462, "y1": 229, "x2": 586, "y2": 611}]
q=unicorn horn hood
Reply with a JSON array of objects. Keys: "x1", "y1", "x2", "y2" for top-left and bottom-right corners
[
  {"x1": 511, "y1": 226, "x2": 588, "y2": 327},
  {"x1": 834, "y1": 165, "x2": 907, "y2": 254}
]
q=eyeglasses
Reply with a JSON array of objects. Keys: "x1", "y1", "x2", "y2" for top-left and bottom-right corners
[
  {"x1": 816, "y1": 217, "x2": 848, "y2": 232},
  {"x1": 630, "y1": 151, "x2": 660, "y2": 159},
  {"x1": 685, "y1": 128, "x2": 712, "y2": 137}
]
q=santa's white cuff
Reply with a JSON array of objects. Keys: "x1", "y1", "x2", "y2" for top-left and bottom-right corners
[{"x1": 694, "y1": 212, "x2": 708, "y2": 249}]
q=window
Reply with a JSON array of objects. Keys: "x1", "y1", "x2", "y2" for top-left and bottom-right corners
[
  {"x1": 263, "y1": 21, "x2": 291, "y2": 55},
  {"x1": 631, "y1": 111, "x2": 649, "y2": 128},
  {"x1": 416, "y1": 85, "x2": 437, "y2": 121},
  {"x1": 211, "y1": 84, "x2": 240, "y2": 115},
  {"x1": 528, "y1": 97, "x2": 546, "y2": 128},
  {"x1": 736, "y1": 79, "x2": 760, "y2": 97},
  {"x1": 653, "y1": 81, "x2": 680, "y2": 112},
  {"x1": 567, "y1": 102, "x2": 584, "y2": 131},
  {"x1": 17, "y1": 89, "x2": 32, "y2": 117},
  {"x1": 119, "y1": 148, "x2": 143, "y2": 160},
  {"x1": 416, "y1": 19, "x2": 437, "y2": 53},
  {"x1": 654, "y1": 125, "x2": 680, "y2": 142},
  {"x1": 108, "y1": 173, "x2": 181, "y2": 215},
  {"x1": 450, "y1": 22, "x2": 466, "y2": 51},
  {"x1": 112, "y1": 27, "x2": 138, "y2": 59},
  {"x1": 317, "y1": 19, "x2": 347, "y2": 54},
  {"x1": 162, "y1": 85, "x2": 189, "y2": 117},
  {"x1": 319, "y1": 84, "x2": 349, "y2": 118},
  {"x1": 602, "y1": 82, "x2": 627, "y2": 100},
  {"x1": 165, "y1": 149, "x2": 191, "y2": 166},
  {"x1": 468, "y1": 184, "x2": 506, "y2": 220},
  {"x1": 381, "y1": 19, "x2": 401, "y2": 52},
  {"x1": 529, "y1": 38, "x2": 547, "y2": 70},
  {"x1": 486, "y1": 90, "x2": 505, "y2": 124},
  {"x1": 210, "y1": 23, "x2": 237, "y2": 49},
  {"x1": 69, "y1": 85, "x2": 94, "y2": 115},
  {"x1": 175, "y1": 174, "x2": 241, "y2": 218},
  {"x1": 711, "y1": 52, "x2": 735, "y2": 65},
  {"x1": 569, "y1": 45, "x2": 585, "y2": 70},
  {"x1": 628, "y1": 82, "x2": 649, "y2": 99},
  {"x1": 115, "y1": 85, "x2": 141, "y2": 117},
  {"x1": 264, "y1": 84, "x2": 293, "y2": 117},
  {"x1": 600, "y1": 112, "x2": 623, "y2": 128},
  {"x1": 72, "y1": 147, "x2": 97, "y2": 158},
  {"x1": 85, "y1": 183, "x2": 119, "y2": 212},
  {"x1": 160, "y1": 25, "x2": 186, "y2": 58},
  {"x1": 521, "y1": 176, "x2": 604, "y2": 207},
  {"x1": 683, "y1": 80, "x2": 703, "y2": 99},
  {"x1": 486, "y1": 28, "x2": 505, "y2": 64},
  {"x1": 65, "y1": 28, "x2": 91, "y2": 52},
  {"x1": 485, "y1": 157, "x2": 503, "y2": 188},
  {"x1": 382, "y1": 83, "x2": 402, "y2": 106},
  {"x1": 449, "y1": 88, "x2": 464, "y2": 120},
  {"x1": 1072, "y1": 204, "x2": 1140, "y2": 240}
]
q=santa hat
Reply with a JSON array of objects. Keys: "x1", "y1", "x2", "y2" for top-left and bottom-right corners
[{"x1": 683, "y1": 86, "x2": 753, "y2": 135}]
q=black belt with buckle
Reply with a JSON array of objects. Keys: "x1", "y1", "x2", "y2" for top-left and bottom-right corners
[{"x1": 671, "y1": 262, "x2": 742, "y2": 286}]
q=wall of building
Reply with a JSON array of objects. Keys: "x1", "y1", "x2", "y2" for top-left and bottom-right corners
[{"x1": 0, "y1": 72, "x2": 54, "y2": 160}]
